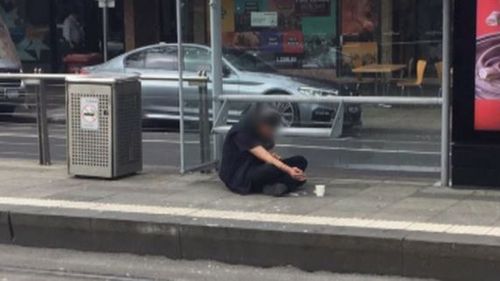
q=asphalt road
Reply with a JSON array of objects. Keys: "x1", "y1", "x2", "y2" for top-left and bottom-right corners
[{"x1": 0, "y1": 245, "x2": 433, "y2": 281}]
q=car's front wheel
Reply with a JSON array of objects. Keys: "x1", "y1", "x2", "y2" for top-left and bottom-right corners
[{"x1": 266, "y1": 92, "x2": 300, "y2": 127}]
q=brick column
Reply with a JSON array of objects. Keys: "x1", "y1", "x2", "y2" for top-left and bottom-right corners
[
  {"x1": 193, "y1": 0, "x2": 208, "y2": 44},
  {"x1": 123, "y1": 0, "x2": 161, "y2": 50},
  {"x1": 124, "y1": 0, "x2": 135, "y2": 51}
]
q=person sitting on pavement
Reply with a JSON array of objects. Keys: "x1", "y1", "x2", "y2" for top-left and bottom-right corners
[{"x1": 219, "y1": 104, "x2": 308, "y2": 197}]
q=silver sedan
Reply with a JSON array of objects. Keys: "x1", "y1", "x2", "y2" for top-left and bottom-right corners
[{"x1": 83, "y1": 43, "x2": 362, "y2": 127}]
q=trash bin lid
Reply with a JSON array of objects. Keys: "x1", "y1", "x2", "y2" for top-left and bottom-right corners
[{"x1": 65, "y1": 73, "x2": 139, "y2": 84}]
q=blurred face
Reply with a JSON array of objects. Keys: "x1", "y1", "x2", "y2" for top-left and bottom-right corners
[{"x1": 257, "y1": 123, "x2": 277, "y2": 139}]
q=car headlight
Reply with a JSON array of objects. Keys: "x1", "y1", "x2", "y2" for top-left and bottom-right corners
[{"x1": 298, "y1": 86, "x2": 338, "y2": 96}]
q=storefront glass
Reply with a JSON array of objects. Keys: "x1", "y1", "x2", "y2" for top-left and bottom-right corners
[
  {"x1": 219, "y1": 0, "x2": 443, "y2": 97},
  {"x1": 0, "y1": 0, "x2": 125, "y2": 72},
  {"x1": 222, "y1": 0, "x2": 337, "y2": 70},
  {"x1": 0, "y1": 0, "x2": 52, "y2": 70},
  {"x1": 54, "y1": 0, "x2": 124, "y2": 71}
]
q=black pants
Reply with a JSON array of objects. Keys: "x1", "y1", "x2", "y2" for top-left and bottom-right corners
[{"x1": 250, "y1": 156, "x2": 308, "y2": 193}]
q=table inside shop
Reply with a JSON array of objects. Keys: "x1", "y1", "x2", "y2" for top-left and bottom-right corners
[{"x1": 352, "y1": 64, "x2": 407, "y2": 95}]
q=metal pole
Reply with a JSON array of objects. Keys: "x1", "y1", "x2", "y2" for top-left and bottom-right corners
[
  {"x1": 441, "y1": 0, "x2": 451, "y2": 187},
  {"x1": 35, "y1": 79, "x2": 51, "y2": 165},
  {"x1": 210, "y1": 0, "x2": 223, "y2": 164},
  {"x1": 198, "y1": 74, "x2": 211, "y2": 172},
  {"x1": 176, "y1": 0, "x2": 186, "y2": 174},
  {"x1": 102, "y1": 1, "x2": 109, "y2": 62}
]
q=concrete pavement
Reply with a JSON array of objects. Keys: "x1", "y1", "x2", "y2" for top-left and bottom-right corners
[{"x1": 0, "y1": 160, "x2": 499, "y2": 280}]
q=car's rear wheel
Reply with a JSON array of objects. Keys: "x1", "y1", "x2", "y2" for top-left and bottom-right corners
[{"x1": 267, "y1": 92, "x2": 300, "y2": 127}]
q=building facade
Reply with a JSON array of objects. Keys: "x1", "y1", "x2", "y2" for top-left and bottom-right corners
[
  {"x1": 1, "y1": 0, "x2": 443, "y2": 81},
  {"x1": 0, "y1": 0, "x2": 123, "y2": 71}
]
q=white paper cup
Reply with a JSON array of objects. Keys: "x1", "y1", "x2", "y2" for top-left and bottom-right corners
[{"x1": 314, "y1": 185, "x2": 326, "y2": 197}]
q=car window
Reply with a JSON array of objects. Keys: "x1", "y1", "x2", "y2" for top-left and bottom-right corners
[
  {"x1": 223, "y1": 49, "x2": 276, "y2": 73},
  {"x1": 145, "y1": 46, "x2": 178, "y2": 70},
  {"x1": 124, "y1": 50, "x2": 147, "y2": 68},
  {"x1": 184, "y1": 47, "x2": 211, "y2": 72}
]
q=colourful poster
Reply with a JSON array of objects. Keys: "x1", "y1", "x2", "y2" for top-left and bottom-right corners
[
  {"x1": 0, "y1": 14, "x2": 20, "y2": 66},
  {"x1": 0, "y1": 1, "x2": 50, "y2": 62},
  {"x1": 251, "y1": 12, "x2": 278, "y2": 27},
  {"x1": 296, "y1": 0, "x2": 331, "y2": 17},
  {"x1": 268, "y1": 0, "x2": 295, "y2": 13},
  {"x1": 235, "y1": 0, "x2": 267, "y2": 14},
  {"x1": 222, "y1": 32, "x2": 236, "y2": 48},
  {"x1": 283, "y1": 31, "x2": 304, "y2": 54},
  {"x1": 475, "y1": 0, "x2": 500, "y2": 131},
  {"x1": 341, "y1": 0, "x2": 377, "y2": 35},
  {"x1": 222, "y1": 0, "x2": 235, "y2": 32},
  {"x1": 225, "y1": 32, "x2": 261, "y2": 49},
  {"x1": 260, "y1": 31, "x2": 283, "y2": 52},
  {"x1": 301, "y1": 1, "x2": 336, "y2": 38}
]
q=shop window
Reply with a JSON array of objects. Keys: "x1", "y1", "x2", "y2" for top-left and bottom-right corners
[
  {"x1": 0, "y1": 13, "x2": 20, "y2": 68},
  {"x1": 0, "y1": 0, "x2": 51, "y2": 69},
  {"x1": 222, "y1": 0, "x2": 337, "y2": 70}
]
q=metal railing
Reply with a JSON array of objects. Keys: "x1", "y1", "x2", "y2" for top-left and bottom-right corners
[
  {"x1": 0, "y1": 72, "x2": 212, "y2": 173},
  {"x1": 212, "y1": 94, "x2": 447, "y2": 183},
  {"x1": 212, "y1": 97, "x2": 346, "y2": 138},
  {"x1": 216, "y1": 95, "x2": 443, "y2": 105},
  {"x1": 212, "y1": 95, "x2": 443, "y2": 139},
  {"x1": 0, "y1": 72, "x2": 449, "y2": 185}
]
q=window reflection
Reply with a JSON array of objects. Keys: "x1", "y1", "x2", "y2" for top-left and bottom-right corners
[{"x1": 218, "y1": 0, "x2": 443, "y2": 96}]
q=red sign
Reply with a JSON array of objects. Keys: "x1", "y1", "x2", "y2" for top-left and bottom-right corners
[
  {"x1": 475, "y1": 0, "x2": 500, "y2": 131},
  {"x1": 282, "y1": 31, "x2": 304, "y2": 54}
]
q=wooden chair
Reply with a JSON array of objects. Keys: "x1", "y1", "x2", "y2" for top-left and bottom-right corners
[
  {"x1": 407, "y1": 58, "x2": 415, "y2": 78},
  {"x1": 389, "y1": 57, "x2": 415, "y2": 86},
  {"x1": 391, "y1": 57, "x2": 415, "y2": 81},
  {"x1": 397, "y1": 60, "x2": 427, "y2": 96},
  {"x1": 435, "y1": 61, "x2": 443, "y2": 97}
]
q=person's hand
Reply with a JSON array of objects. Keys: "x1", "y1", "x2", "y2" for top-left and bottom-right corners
[{"x1": 288, "y1": 167, "x2": 306, "y2": 182}]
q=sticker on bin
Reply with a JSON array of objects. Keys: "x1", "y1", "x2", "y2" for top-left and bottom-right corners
[{"x1": 80, "y1": 97, "x2": 99, "y2": 131}]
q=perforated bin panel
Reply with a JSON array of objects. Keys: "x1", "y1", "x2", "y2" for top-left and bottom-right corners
[
  {"x1": 113, "y1": 82, "x2": 142, "y2": 176},
  {"x1": 68, "y1": 84, "x2": 113, "y2": 178}
]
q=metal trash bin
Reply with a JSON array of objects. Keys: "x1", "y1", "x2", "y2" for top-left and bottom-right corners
[{"x1": 66, "y1": 74, "x2": 142, "y2": 178}]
